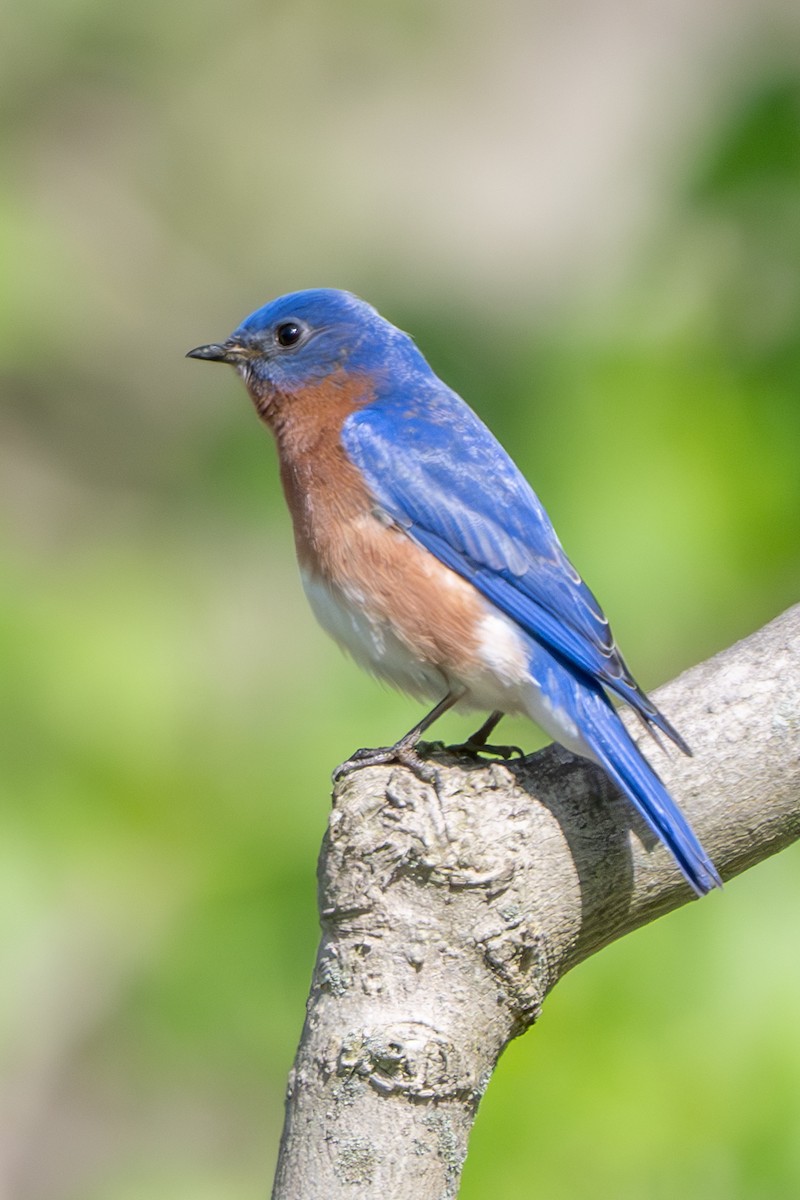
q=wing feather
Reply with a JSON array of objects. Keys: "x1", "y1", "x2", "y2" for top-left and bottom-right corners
[{"x1": 342, "y1": 391, "x2": 688, "y2": 752}]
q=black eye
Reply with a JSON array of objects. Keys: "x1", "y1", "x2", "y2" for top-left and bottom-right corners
[{"x1": 275, "y1": 321, "x2": 303, "y2": 348}]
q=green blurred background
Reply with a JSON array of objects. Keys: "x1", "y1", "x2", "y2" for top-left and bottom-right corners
[{"x1": 2, "y1": 1, "x2": 800, "y2": 1196}]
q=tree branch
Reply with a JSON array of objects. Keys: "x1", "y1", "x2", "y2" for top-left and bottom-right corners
[{"x1": 271, "y1": 605, "x2": 800, "y2": 1199}]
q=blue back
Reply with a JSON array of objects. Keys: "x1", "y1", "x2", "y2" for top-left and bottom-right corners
[{"x1": 341, "y1": 367, "x2": 673, "y2": 735}]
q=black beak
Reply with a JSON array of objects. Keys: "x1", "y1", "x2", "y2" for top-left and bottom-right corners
[{"x1": 186, "y1": 341, "x2": 244, "y2": 364}]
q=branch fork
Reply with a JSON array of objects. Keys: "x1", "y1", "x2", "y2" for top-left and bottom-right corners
[{"x1": 273, "y1": 606, "x2": 800, "y2": 1199}]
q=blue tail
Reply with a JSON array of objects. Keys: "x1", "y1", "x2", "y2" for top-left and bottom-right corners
[{"x1": 579, "y1": 690, "x2": 722, "y2": 896}]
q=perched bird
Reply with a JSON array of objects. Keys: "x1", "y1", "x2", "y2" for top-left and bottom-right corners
[{"x1": 188, "y1": 288, "x2": 720, "y2": 896}]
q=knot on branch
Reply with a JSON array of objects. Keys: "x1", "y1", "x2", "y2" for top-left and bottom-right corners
[{"x1": 332, "y1": 1020, "x2": 476, "y2": 1102}]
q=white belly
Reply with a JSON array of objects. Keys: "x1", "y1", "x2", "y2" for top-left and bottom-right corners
[
  {"x1": 300, "y1": 566, "x2": 589, "y2": 757},
  {"x1": 300, "y1": 568, "x2": 449, "y2": 700}
]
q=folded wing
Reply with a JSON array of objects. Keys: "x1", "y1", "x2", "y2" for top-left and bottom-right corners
[{"x1": 342, "y1": 389, "x2": 688, "y2": 753}]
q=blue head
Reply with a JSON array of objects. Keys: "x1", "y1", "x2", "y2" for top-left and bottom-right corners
[{"x1": 187, "y1": 289, "x2": 429, "y2": 405}]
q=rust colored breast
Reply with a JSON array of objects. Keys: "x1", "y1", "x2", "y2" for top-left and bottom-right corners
[
  {"x1": 249, "y1": 370, "x2": 484, "y2": 677},
  {"x1": 255, "y1": 371, "x2": 378, "y2": 572}
]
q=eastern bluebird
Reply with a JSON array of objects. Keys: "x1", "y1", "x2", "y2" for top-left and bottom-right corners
[{"x1": 188, "y1": 288, "x2": 721, "y2": 896}]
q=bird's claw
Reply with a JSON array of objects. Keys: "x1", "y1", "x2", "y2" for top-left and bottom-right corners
[
  {"x1": 423, "y1": 738, "x2": 525, "y2": 762},
  {"x1": 334, "y1": 742, "x2": 438, "y2": 785}
]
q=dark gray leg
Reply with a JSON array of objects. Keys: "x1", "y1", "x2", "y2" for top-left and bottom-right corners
[
  {"x1": 443, "y1": 710, "x2": 525, "y2": 760},
  {"x1": 335, "y1": 692, "x2": 462, "y2": 782}
]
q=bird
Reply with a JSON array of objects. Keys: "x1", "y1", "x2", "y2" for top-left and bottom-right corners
[{"x1": 187, "y1": 288, "x2": 721, "y2": 896}]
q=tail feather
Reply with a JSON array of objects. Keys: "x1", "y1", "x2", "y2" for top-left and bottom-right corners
[
  {"x1": 628, "y1": 683, "x2": 693, "y2": 757},
  {"x1": 580, "y1": 691, "x2": 721, "y2": 896}
]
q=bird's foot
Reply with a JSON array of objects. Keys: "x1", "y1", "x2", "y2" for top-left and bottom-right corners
[
  {"x1": 334, "y1": 740, "x2": 438, "y2": 785},
  {"x1": 425, "y1": 738, "x2": 525, "y2": 762}
]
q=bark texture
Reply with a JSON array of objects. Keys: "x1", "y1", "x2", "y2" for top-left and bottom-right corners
[{"x1": 272, "y1": 605, "x2": 800, "y2": 1199}]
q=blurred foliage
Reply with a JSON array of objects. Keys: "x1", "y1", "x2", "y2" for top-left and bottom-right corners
[{"x1": 1, "y1": 1, "x2": 799, "y2": 1197}]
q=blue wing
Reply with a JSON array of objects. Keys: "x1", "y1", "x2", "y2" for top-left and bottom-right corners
[{"x1": 342, "y1": 381, "x2": 688, "y2": 752}]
